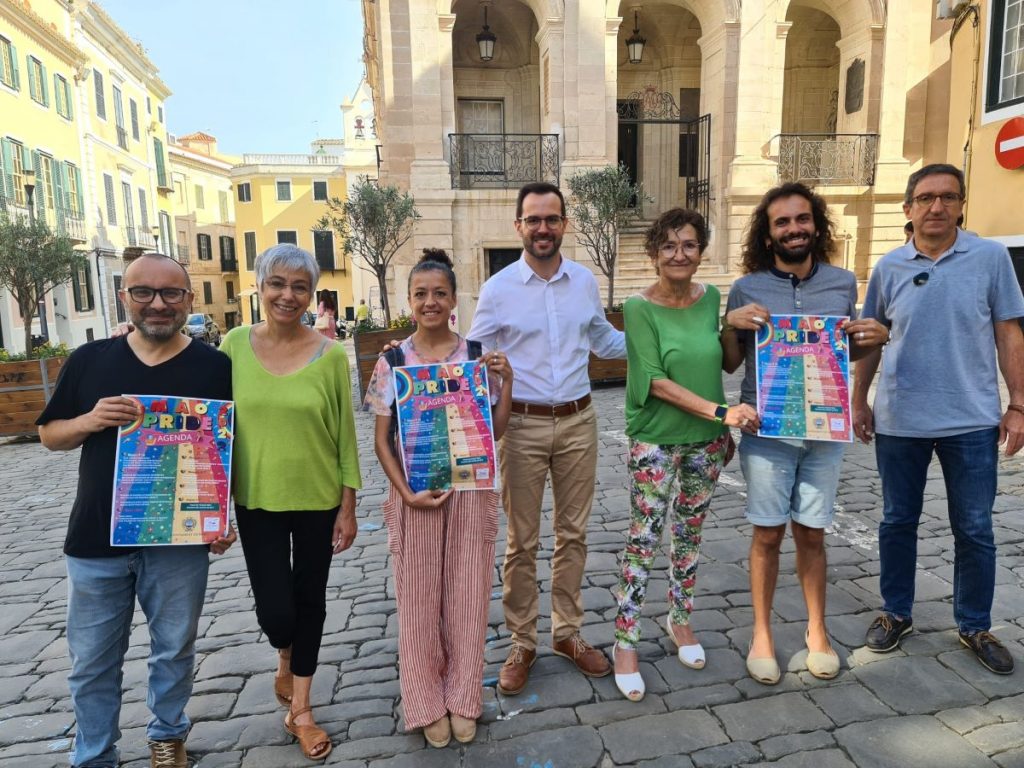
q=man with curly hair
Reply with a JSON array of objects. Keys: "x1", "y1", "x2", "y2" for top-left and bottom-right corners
[{"x1": 721, "y1": 183, "x2": 888, "y2": 685}]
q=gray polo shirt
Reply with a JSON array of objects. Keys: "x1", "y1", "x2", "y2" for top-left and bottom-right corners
[
  {"x1": 861, "y1": 231, "x2": 1024, "y2": 438},
  {"x1": 726, "y1": 262, "x2": 858, "y2": 407}
]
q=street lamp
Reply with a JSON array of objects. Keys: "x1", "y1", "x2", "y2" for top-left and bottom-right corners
[
  {"x1": 152, "y1": 224, "x2": 161, "y2": 253},
  {"x1": 626, "y1": 9, "x2": 646, "y2": 65},
  {"x1": 476, "y1": 3, "x2": 496, "y2": 62},
  {"x1": 24, "y1": 169, "x2": 36, "y2": 224}
]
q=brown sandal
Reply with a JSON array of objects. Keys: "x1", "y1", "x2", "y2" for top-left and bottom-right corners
[
  {"x1": 274, "y1": 649, "x2": 293, "y2": 707},
  {"x1": 285, "y1": 706, "x2": 332, "y2": 761}
]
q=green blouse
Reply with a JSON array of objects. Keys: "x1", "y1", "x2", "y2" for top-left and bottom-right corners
[
  {"x1": 624, "y1": 289, "x2": 727, "y2": 445},
  {"x1": 220, "y1": 327, "x2": 362, "y2": 511}
]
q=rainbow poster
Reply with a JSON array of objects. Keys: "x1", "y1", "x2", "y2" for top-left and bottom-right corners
[
  {"x1": 111, "y1": 395, "x2": 234, "y2": 546},
  {"x1": 394, "y1": 360, "x2": 497, "y2": 492},
  {"x1": 755, "y1": 315, "x2": 852, "y2": 442}
]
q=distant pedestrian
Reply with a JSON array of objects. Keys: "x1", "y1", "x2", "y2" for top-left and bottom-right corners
[
  {"x1": 37, "y1": 253, "x2": 236, "y2": 768},
  {"x1": 356, "y1": 298, "x2": 369, "y2": 324},
  {"x1": 220, "y1": 244, "x2": 362, "y2": 760},
  {"x1": 854, "y1": 164, "x2": 1024, "y2": 675},
  {"x1": 611, "y1": 208, "x2": 758, "y2": 702},
  {"x1": 723, "y1": 183, "x2": 888, "y2": 685},
  {"x1": 315, "y1": 290, "x2": 337, "y2": 339},
  {"x1": 364, "y1": 249, "x2": 513, "y2": 747},
  {"x1": 469, "y1": 181, "x2": 625, "y2": 696}
]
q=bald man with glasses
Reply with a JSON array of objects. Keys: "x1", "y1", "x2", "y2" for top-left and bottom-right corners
[
  {"x1": 853, "y1": 164, "x2": 1024, "y2": 675},
  {"x1": 37, "y1": 253, "x2": 235, "y2": 768}
]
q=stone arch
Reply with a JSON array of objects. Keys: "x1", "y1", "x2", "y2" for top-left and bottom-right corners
[
  {"x1": 445, "y1": 0, "x2": 563, "y2": 25},
  {"x1": 778, "y1": 0, "x2": 884, "y2": 37},
  {"x1": 608, "y1": 0, "x2": 739, "y2": 30}
]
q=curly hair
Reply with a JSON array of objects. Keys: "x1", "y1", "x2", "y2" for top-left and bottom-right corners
[
  {"x1": 739, "y1": 182, "x2": 836, "y2": 274},
  {"x1": 643, "y1": 208, "x2": 709, "y2": 258}
]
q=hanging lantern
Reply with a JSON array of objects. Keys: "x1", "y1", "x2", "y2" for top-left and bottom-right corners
[
  {"x1": 477, "y1": 5, "x2": 497, "y2": 62},
  {"x1": 626, "y1": 10, "x2": 646, "y2": 64}
]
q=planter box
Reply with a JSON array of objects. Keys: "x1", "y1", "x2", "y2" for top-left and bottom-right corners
[
  {"x1": 0, "y1": 357, "x2": 67, "y2": 437},
  {"x1": 353, "y1": 327, "x2": 411, "y2": 399},
  {"x1": 588, "y1": 310, "x2": 626, "y2": 385}
]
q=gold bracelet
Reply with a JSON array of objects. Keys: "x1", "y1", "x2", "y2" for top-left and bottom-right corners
[{"x1": 1008, "y1": 404, "x2": 1024, "y2": 415}]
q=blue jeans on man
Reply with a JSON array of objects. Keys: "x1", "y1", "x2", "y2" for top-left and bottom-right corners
[
  {"x1": 66, "y1": 546, "x2": 209, "y2": 767},
  {"x1": 875, "y1": 427, "x2": 998, "y2": 633}
]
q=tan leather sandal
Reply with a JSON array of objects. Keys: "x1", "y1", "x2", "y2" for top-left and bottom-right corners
[{"x1": 284, "y1": 706, "x2": 332, "y2": 761}]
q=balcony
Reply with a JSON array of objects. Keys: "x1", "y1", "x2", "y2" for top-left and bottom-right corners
[
  {"x1": 241, "y1": 153, "x2": 342, "y2": 166},
  {"x1": 123, "y1": 227, "x2": 139, "y2": 247},
  {"x1": 176, "y1": 244, "x2": 190, "y2": 264},
  {"x1": 774, "y1": 133, "x2": 879, "y2": 186},
  {"x1": 136, "y1": 228, "x2": 156, "y2": 249},
  {"x1": 116, "y1": 126, "x2": 129, "y2": 150},
  {"x1": 448, "y1": 134, "x2": 560, "y2": 190},
  {"x1": 57, "y1": 213, "x2": 86, "y2": 243},
  {"x1": 220, "y1": 259, "x2": 238, "y2": 272},
  {"x1": 0, "y1": 193, "x2": 33, "y2": 222}
]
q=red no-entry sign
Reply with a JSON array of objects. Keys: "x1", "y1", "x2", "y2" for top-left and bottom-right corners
[{"x1": 995, "y1": 117, "x2": 1024, "y2": 170}]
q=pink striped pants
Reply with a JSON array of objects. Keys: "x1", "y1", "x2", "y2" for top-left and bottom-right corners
[{"x1": 383, "y1": 485, "x2": 498, "y2": 730}]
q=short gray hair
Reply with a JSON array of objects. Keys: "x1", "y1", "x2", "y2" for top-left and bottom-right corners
[
  {"x1": 254, "y1": 244, "x2": 319, "y2": 288},
  {"x1": 904, "y1": 163, "x2": 966, "y2": 205}
]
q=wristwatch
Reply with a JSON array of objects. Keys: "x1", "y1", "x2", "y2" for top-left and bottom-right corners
[{"x1": 713, "y1": 404, "x2": 729, "y2": 423}]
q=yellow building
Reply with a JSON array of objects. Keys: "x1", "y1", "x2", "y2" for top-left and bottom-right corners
[
  {"x1": 947, "y1": 1, "x2": 1024, "y2": 276},
  {"x1": 231, "y1": 150, "x2": 352, "y2": 325},
  {"x1": 0, "y1": 0, "x2": 91, "y2": 353},
  {"x1": 169, "y1": 131, "x2": 242, "y2": 331},
  {"x1": 72, "y1": 1, "x2": 173, "y2": 334}
]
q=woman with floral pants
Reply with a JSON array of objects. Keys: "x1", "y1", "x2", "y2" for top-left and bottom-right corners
[{"x1": 611, "y1": 208, "x2": 759, "y2": 701}]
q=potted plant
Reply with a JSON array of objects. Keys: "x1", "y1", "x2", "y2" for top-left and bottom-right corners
[{"x1": 351, "y1": 313, "x2": 416, "y2": 399}]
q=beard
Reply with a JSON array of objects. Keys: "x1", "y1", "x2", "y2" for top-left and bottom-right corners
[
  {"x1": 131, "y1": 308, "x2": 186, "y2": 341},
  {"x1": 771, "y1": 232, "x2": 815, "y2": 264},
  {"x1": 522, "y1": 231, "x2": 562, "y2": 261}
]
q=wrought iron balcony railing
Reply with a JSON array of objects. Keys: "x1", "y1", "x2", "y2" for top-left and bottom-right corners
[
  {"x1": 176, "y1": 244, "x2": 190, "y2": 264},
  {"x1": 58, "y1": 214, "x2": 86, "y2": 242},
  {"x1": 0, "y1": 195, "x2": 86, "y2": 242},
  {"x1": 0, "y1": 193, "x2": 33, "y2": 221},
  {"x1": 117, "y1": 126, "x2": 129, "y2": 150},
  {"x1": 123, "y1": 227, "x2": 139, "y2": 247},
  {"x1": 448, "y1": 133, "x2": 560, "y2": 190},
  {"x1": 775, "y1": 133, "x2": 879, "y2": 186},
  {"x1": 220, "y1": 259, "x2": 238, "y2": 272},
  {"x1": 136, "y1": 228, "x2": 156, "y2": 249}
]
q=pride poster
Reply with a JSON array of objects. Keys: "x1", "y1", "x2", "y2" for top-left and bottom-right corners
[
  {"x1": 394, "y1": 360, "x2": 497, "y2": 492},
  {"x1": 755, "y1": 315, "x2": 852, "y2": 442},
  {"x1": 111, "y1": 395, "x2": 234, "y2": 545}
]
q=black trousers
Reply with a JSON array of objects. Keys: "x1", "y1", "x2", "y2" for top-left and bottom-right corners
[{"x1": 235, "y1": 505, "x2": 336, "y2": 677}]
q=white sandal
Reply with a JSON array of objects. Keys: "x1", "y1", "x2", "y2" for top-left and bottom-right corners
[
  {"x1": 665, "y1": 615, "x2": 706, "y2": 669},
  {"x1": 612, "y1": 646, "x2": 645, "y2": 702}
]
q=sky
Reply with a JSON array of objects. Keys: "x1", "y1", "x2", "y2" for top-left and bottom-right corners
[{"x1": 97, "y1": 0, "x2": 367, "y2": 156}]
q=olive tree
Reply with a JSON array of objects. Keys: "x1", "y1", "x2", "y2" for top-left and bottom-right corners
[
  {"x1": 316, "y1": 177, "x2": 420, "y2": 325},
  {"x1": 0, "y1": 213, "x2": 83, "y2": 356},
  {"x1": 566, "y1": 164, "x2": 650, "y2": 310}
]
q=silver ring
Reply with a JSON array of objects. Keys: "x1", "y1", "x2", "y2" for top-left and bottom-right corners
[
  {"x1": 752, "y1": 316, "x2": 764, "y2": 324},
  {"x1": 741, "y1": 418, "x2": 749, "y2": 427},
  {"x1": 858, "y1": 331, "x2": 865, "y2": 340}
]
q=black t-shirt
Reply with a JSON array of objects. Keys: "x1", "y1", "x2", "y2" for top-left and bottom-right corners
[{"x1": 36, "y1": 337, "x2": 232, "y2": 558}]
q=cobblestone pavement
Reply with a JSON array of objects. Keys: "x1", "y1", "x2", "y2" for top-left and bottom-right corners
[{"x1": 2, "y1": 351, "x2": 1023, "y2": 767}]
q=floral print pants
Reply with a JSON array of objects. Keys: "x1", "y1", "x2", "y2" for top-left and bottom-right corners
[{"x1": 614, "y1": 434, "x2": 728, "y2": 650}]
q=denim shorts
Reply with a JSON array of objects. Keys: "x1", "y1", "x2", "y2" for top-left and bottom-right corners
[{"x1": 738, "y1": 433, "x2": 846, "y2": 529}]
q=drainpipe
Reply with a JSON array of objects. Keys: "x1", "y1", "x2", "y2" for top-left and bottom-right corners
[
  {"x1": 951, "y1": 3, "x2": 981, "y2": 225},
  {"x1": 94, "y1": 249, "x2": 111, "y2": 338}
]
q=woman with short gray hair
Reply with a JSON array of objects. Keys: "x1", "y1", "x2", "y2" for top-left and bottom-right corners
[{"x1": 220, "y1": 244, "x2": 362, "y2": 761}]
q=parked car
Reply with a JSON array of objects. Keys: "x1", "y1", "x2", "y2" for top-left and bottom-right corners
[{"x1": 183, "y1": 313, "x2": 222, "y2": 346}]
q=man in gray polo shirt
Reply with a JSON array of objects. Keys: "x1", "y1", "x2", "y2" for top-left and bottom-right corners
[
  {"x1": 853, "y1": 163, "x2": 1024, "y2": 675},
  {"x1": 722, "y1": 182, "x2": 888, "y2": 685}
]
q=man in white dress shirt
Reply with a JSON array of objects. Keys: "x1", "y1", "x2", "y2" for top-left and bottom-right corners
[{"x1": 469, "y1": 181, "x2": 626, "y2": 694}]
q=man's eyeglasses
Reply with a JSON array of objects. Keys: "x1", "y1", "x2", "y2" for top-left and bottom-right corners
[
  {"x1": 124, "y1": 286, "x2": 189, "y2": 304},
  {"x1": 910, "y1": 193, "x2": 963, "y2": 207},
  {"x1": 518, "y1": 215, "x2": 565, "y2": 230},
  {"x1": 913, "y1": 272, "x2": 930, "y2": 286},
  {"x1": 263, "y1": 278, "x2": 311, "y2": 295}
]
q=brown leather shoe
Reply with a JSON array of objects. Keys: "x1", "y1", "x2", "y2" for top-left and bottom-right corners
[
  {"x1": 497, "y1": 643, "x2": 536, "y2": 695},
  {"x1": 552, "y1": 633, "x2": 611, "y2": 678}
]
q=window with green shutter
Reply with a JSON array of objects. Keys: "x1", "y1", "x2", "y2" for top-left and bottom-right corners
[
  {"x1": 54, "y1": 74, "x2": 72, "y2": 119},
  {"x1": 277, "y1": 231, "x2": 298, "y2": 245},
  {"x1": 27, "y1": 56, "x2": 47, "y2": 106},
  {"x1": 0, "y1": 36, "x2": 18, "y2": 90},
  {"x1": 219, "y1": 190, "x2": 229, "y2": 222},
  {"x1": 313, "y1": 230, "x2": 334, "y2": 270},
  {"x1": 66, "y1": 163, "x2": 83, "y2": 217},
  {"x1": 94, "y1": 70, "x2": 105, "y2": 119},
  {"x1": 197, "y1": 233, "x2": 212, "y2": 260},
  {"x1": 103, "y1": 174, "x2": 116, "y2": 224},
  {"x1": 153, "y1": 137, "x2": 167, "y2": 187},
  {"x1": 129, "y1": 99, "x2": 139, "y2": 141},
  {"x1": 72, "y1": 263, "x2": 94, "y2": 312},
  {"x1": 203, "y1": 281, "x2": 213, "y2": 304},
  {"x1": 244, "y1": 231, "x2": 256, "y2": 270},
  {"x1": 137, "y1": 188, "x2": 149, "y2": 229}
]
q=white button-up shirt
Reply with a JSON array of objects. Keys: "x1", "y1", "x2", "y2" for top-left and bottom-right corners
[{"x1": 468, "y1": 254, "x2": 626, "y2": 405}]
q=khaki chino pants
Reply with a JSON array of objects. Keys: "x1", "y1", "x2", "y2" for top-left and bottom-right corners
[{"x1": 500, "y1": 404, "x2": 598, "y2": 650}]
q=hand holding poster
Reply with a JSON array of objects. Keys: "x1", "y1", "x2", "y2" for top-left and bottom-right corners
[
  {"x1": 394, "y1": 360, "x2": 497, "y2": 492},
  {"x1": 755, "y1": 315, "x2": 852, "y2": 442},
  {"x1": 112, "y1": 395, "x2": 234, "y2": 545}
]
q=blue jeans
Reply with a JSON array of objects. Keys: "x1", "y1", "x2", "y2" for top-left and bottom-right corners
[
  {"x1": 65, "y1": 547, "x2": 209, "y2": 767},
  {"x1": 875, "y1": 428, "x2": 998, "y2": 634}
]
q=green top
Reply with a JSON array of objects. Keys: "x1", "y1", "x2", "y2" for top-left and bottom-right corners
[
  {"x1": 220, "y1": 327, "x2": 362, "y2": 511},
  {"x1": 624, "y1": 288, "x2": 727, "y2": 445}
]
